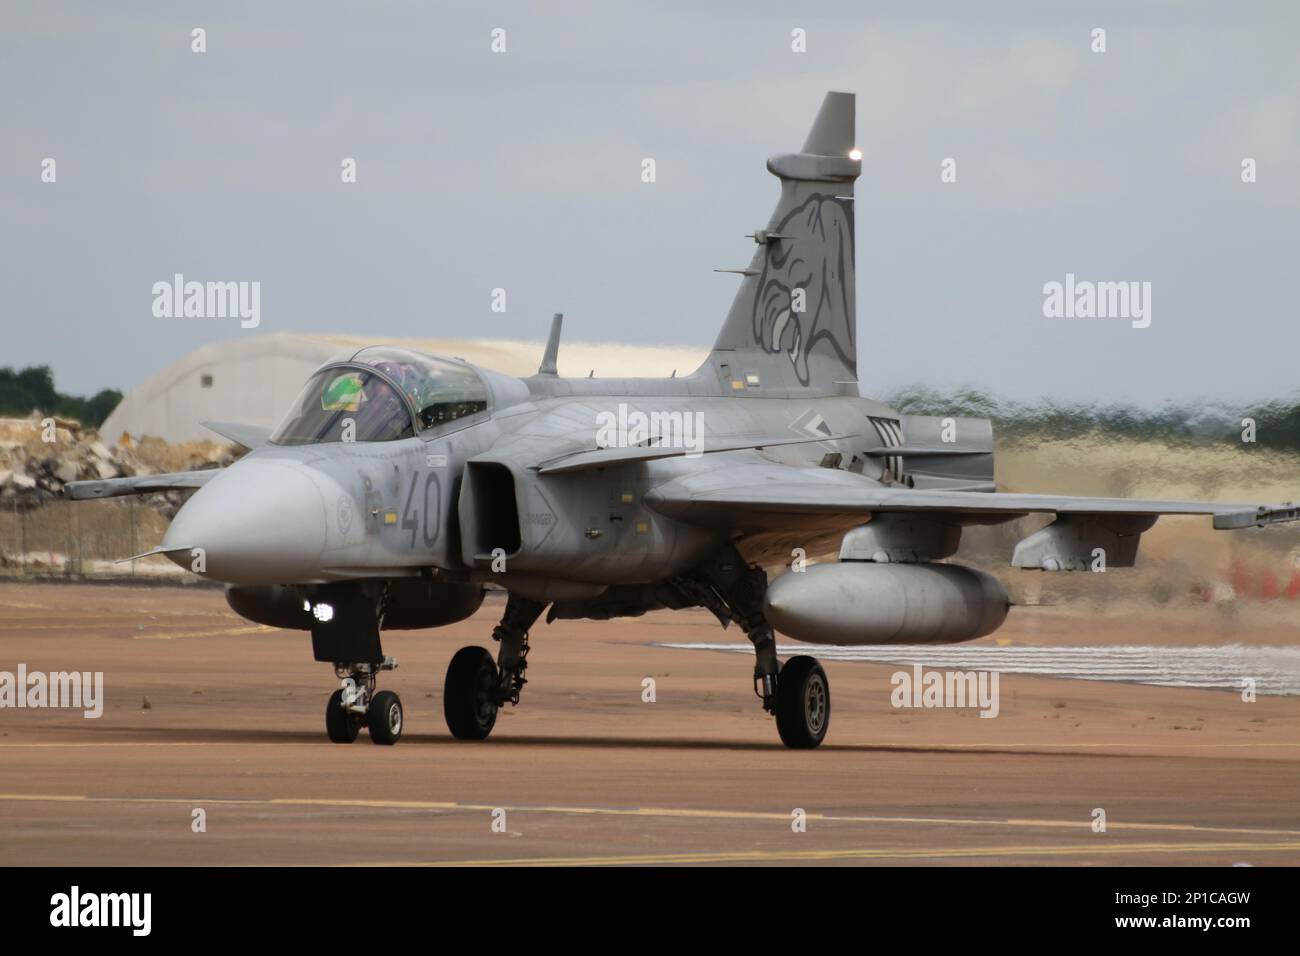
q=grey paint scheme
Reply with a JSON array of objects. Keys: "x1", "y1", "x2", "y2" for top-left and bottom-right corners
[{"x1": 67, "y1": 91, "x2": 1297, "y2": 648}]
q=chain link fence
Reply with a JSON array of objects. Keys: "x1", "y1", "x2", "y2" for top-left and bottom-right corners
[{"x1": 0, "y1": 495, "x2": 199, "y2": 582}]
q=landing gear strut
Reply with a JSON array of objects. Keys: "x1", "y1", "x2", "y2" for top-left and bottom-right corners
[
  {"x1": 443, "y1": 594, "x2": 544, "y2": 740},
  {"x1": 325, "y1": 657, "x2": 403, "y2": 745},
  {"x1": 682, "y1": 546, "x2": 831, "y2": 748}
]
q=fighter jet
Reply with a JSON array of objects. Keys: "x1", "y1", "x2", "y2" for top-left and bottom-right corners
[{"x1": 68, "y1": 92, "x2": 1298, "y2": 748}]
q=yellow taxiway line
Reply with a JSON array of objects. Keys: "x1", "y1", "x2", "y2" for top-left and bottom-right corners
[
  {"x1": 2, "y1": 792, "x2": 1299, "y2": 839},
  {"x1": 392, "y1": 841, "x2": 1300, "y2": 866}
]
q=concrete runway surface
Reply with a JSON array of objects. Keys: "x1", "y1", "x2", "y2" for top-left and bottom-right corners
[{"x1": 1, "y1": 581, "x2": 1298, "y2": 866}]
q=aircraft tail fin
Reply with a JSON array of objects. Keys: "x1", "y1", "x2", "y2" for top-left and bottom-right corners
[{"x1": 700, "y1": 91, "x2": 860, "y2": 395}]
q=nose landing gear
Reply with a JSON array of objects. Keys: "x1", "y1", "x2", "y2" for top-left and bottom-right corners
[
  {"x1": 325, "y1": 657, "x2": 403, "y2": 745},
  {"x1": 325, "y1": 688, "x2": 362, "y2": 743}
]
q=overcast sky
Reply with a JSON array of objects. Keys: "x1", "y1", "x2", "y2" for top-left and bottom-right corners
[{"x1": 2, "y1": 0, "x2": 1297, "y2": 406}]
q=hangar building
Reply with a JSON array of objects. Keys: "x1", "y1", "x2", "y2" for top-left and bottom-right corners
[{"x1": 100, "y1": 332, "x2": 705, "y2": 445}]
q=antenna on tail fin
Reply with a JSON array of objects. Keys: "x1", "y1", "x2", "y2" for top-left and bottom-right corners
[
  {"x1": 537, "y1": 313, "x2": 563, "y2": 376},
  {"x1": 698, "y1": 91, "x2": 861, "y2": 397}
]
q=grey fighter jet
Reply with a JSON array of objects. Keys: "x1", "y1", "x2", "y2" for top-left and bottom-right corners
[{"x1": 69, "y1": 92, "x2": 1298, "y2": 748}]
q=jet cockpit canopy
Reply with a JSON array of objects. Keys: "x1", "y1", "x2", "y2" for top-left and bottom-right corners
[{"x1": 270, "y1": 347, "x2": 489, "y2": 445}]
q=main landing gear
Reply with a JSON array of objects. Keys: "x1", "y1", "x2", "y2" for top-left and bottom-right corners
[
  {"x1": 444, "y1": 594, "x2": 545, "y2": 740},
  {"x1": 325, "y1": 657, "x2": 403, "y2": 745},
  {"x1": 682, "y1": 547, "x2": 831, "y2": 749},
  {"x1": 774, "y1": 655, "x2": 830, "y2": 749}
]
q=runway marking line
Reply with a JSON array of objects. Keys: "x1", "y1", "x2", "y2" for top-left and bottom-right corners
[
  {"x1": 373, "y1": 841, "x2": 1300, "y2": 866},
  {"x1": 0, "y1": 624, "x2": 266, "y2": 639},
  {"x1": 131, "y1": 625, "x2": 269, "y2": 640},
  {"x1": 2, "y1": 793, "x2": 1299, "y2": 840}
]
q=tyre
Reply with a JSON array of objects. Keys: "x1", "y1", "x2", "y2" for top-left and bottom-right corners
[
  {"x1": 325, "y1": 688, "x2": 361, "y2": 743},
  {"x1": 368, "y1": 690, "x2": 403, "y2": 745},
  {"x1": 774, "y1": 655, "x2": 830, "y2": 749},
  {"x1": 444, "y1": 646, "x2": 500, "y2": 740}
]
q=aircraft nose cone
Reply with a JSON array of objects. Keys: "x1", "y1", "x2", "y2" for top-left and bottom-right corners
[{"x1": 162, "y1": 461, "x2": 327, "y2": 584}]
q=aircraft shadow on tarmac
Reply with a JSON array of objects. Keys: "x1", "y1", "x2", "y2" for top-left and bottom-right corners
[{"x1": 85, "y1": 725, "x2": 1153, "y2": 759}]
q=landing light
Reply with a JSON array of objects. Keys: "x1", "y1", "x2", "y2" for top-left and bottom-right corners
[
  {"x1": 312, "y1": 602, "x2": 334, "y2": 623},
  {"x1": 848, "y1": 148, "x2": 862, "y2": 161}
]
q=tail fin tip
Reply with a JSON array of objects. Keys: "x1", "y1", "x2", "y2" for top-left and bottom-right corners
[{"x1": 802, "y1": 91, "x2": 855, "y2": 156}]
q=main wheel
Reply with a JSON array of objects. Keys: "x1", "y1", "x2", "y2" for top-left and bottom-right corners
[
  {"x1": 444, "y1": 646, "x2": 500, "y2": 740},
  {"x1": 368, "y1": 690, "x2": 403, "y2": 745},
  {"x1": 325, "y1": 688, "x2": 361, "y2": 743},
  {"x1": 774, "y1": 655, "x2": 830, "y2": 749}
]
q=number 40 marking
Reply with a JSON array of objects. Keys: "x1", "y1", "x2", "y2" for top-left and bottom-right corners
[{"x1": 401, "y1": 472, "x2": 440, "y2": 548}]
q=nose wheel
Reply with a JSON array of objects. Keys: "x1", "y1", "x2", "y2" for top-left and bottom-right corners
[
  {"x1": 325, "y1": 689, "x2": 362, "y2": 743},
  {"x1": 367, "y1": 690, "x2": 403, "y2": 745},
  {"x1": 325, "y1": 658, "x2": 402, "y2": 745}
]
